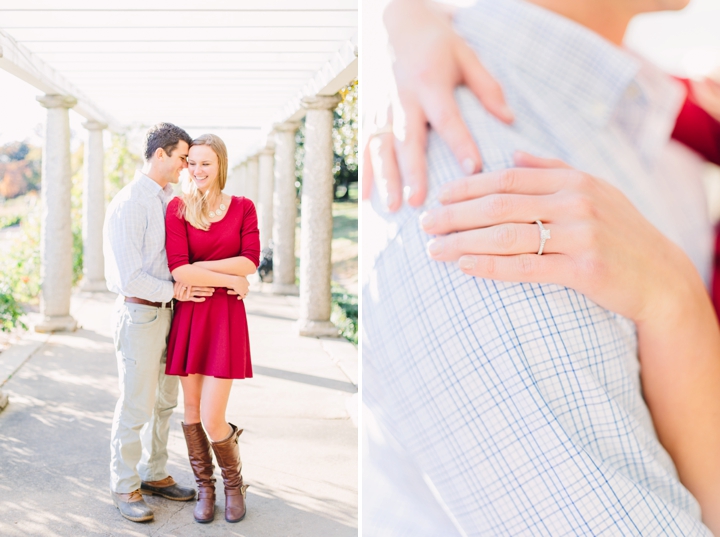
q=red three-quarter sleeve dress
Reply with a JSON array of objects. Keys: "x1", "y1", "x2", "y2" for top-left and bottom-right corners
[{"x1": 164, "y1": 196, "x2": 261, "y2": 379}]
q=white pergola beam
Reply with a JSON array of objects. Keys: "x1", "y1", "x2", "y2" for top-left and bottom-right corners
[
  {"x1": 272, "y1": 34, "x2": 358, "y2": 130},
  {"x1": 0, "y1": 30, "x2": 119, "y2": 131}
]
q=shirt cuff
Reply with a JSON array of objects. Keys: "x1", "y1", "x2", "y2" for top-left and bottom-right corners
[{"x1": 161, "y1": 280, "x2": 174, "y2": 303}]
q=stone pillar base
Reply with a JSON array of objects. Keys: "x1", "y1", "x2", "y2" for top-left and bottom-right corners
[
  {"x1": 80, "y1": 279, "x2": 107, "y2": 292},
  {"x1": 295, "y1": 319, "x2": 340, "y2": 338},
  {"x1": 0, "y1": 390, "x2": 8, "y2": 412},
  {"x1": 34, "y1": 315, "x2": 78, "y2": 333},
  {"x1": 271, "y1": 283, "x2": 299, "y2": 296}
]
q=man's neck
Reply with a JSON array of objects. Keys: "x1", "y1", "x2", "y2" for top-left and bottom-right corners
[
  {"x1": 141, "y1": 164, "x2": 168, "y2": 189},
  {"x1": 526, "y1": 0, "x2": 631, "y2": 45}
]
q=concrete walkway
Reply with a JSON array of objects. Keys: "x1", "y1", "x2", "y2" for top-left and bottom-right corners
[{"x1": 0, "y1": 291, "x2": 358, "y2": 537}]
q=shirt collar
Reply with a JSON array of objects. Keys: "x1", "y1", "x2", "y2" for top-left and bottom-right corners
[
  {"x1": 135, "y1": 170, "x2": 175, "y2": 201},
  {"x1": 457, "y1": 0, "x2": 681, "y2": 128},
  {"x1": 456, "y1": 0, "x2": 685, "y2": 164}
]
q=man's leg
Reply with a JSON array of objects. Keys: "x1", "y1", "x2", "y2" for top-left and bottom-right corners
[
  {"x1": 138, "y1": 308, "x2": 176, "y2": 481},
  {"x1": 136, "y1": 308, "x2": 195, "y2": 502},
  {"x1": 109, "y1": 303, "x2": 169, "y2": 521}
]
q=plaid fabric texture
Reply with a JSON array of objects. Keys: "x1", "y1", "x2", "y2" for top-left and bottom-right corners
[
  {"x1": 363, "y1": 0, "x2": 714, "y2": 534},
  {"x1": 103, "y1": 171, "x2": 175, "y2": 303}
]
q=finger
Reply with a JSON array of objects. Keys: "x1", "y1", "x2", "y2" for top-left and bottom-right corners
[
  {"x1": 419, "y1": 88, "x2": 482, "y2": 175},
  {"x1": 438, "y1": 168, "x2": 580, "y2": 205},
  {"x1": 190, "y1": 297, "x2": 207, "y2": 303},
  {"x1": 192, "y1": 286, "x2": 214, "y2": 293},
  {"x1": 513, "y1": 151, "x2": 572, "y2": 170},
  {"x1": 394, "y1": 95, "x2": 429, "y2": 207},
  {"x1": 458, "y1": 253, "x2": 573, "y2": 285},
  {"x1": 426, "y1": 222, "x2": 560, "y2": 261},
  {"x1": 456, "y1": 42, "x2": 514, "y2": 124},
  {"x1": 420, "y1": 193, "x2": 557, "y2": 234},
  {"x1": 361, "y1": 141, "x2": 374, "y2": 200},
  {"x1": 369, "y1": 133, "x2": 402, "y2": 212},
  {"x1": 228, "y1": 290, "x2": 238, "y2": 295}
]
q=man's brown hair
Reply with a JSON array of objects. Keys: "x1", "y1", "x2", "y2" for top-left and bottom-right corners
[{"x1": 143, "y1": 122, "x2": 192, "y2": 161}]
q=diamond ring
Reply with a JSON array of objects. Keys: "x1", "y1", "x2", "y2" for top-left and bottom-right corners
[{"x1": 535, "y1": 220, "x2": 551, "y2": 255}]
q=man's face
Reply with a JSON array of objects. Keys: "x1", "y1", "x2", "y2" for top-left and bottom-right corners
[{"x1": 162, "y1": 140, "x2": 189, "y2": 185}]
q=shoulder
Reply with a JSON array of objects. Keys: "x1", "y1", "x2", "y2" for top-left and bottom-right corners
[
  {"x1": 232, "y1": 196, "x2": 256, "y2": 212},
  {"x1": 166, "y1": 196, "x2": 186, "y2": 221}
]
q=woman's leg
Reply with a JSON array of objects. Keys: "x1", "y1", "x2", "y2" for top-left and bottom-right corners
[
  {"x1": 199, "y1": 376, "x2": 234, "y2": 441},
  {"x1": 180, "y1": 374, "x2": 216, "y2": 523},
  {"x1": 180, "y1": 374, "x2": 204, "y2": 424}
]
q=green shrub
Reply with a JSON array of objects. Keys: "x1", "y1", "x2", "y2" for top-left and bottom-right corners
[
  {"x1": 331, "y1": 288, "x2": 358, "y2": 345},
  {"x1": 0, "y1": 214, "x2": 21, "y2": 228},
  {"x1": 0, "y1": 283, "x2": 27, "y2": 332}
]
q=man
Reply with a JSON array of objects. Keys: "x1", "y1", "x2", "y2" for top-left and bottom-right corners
[
  {"x1": 103, "y1": 123, "x2": 212, "y2": 522},
  {"x1": 363, "y1": 0, "x2": 716, "y2": 534}
]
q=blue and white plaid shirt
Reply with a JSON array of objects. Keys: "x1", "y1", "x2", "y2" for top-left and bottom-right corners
[
  {"x1": 363, "y1": 0, "x2": 714, "y2": 534},
  {"x1": 103, "y1": 171, "x2": 175, "y2": 303}
]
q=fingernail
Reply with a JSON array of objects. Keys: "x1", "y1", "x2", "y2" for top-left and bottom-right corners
[
  {"x1": 386, "y1": 191, "x2": 398, "y2": 209},
  {"x1": 438, "y1": 186, "x2": 452, "y2": 203},
  {"x1": 419, "y1": 211, "x2": 435, "y2": 229},
  {"x1": 500, "y1": 104, "x2": 515, "y2": 122},
  {"x1": 459, "y1": 256, "x2": 476, "y2": 270},
  {"x1": 462, "y1": 158, "x2": 477, "y2": 175},
  {"x1": 427, "y1": 239, "x2": 443, "y2": 256},
  {"x1": 403, "y1": 184, "x2": 417, "y2": 202}
]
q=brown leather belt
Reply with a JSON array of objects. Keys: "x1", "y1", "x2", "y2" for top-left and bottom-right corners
[{"x1": 124, "y1": 296, "x2": 173, "y2": 309}]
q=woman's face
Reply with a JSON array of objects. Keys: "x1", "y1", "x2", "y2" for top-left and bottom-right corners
[{"x1": 187, "y1": 144, "x2": 219, "y2": 194}]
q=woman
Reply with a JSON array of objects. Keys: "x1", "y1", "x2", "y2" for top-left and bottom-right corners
[
  {"x1": 164, "y1": 134, "x2": 260, "y2": 524},
  {"x1": 365, "y1": 0, "x2": 720, "y2": 531}
]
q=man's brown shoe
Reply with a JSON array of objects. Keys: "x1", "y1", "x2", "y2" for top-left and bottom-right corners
[
  {"x1": 112, "y1": 490, "x2": 154, "y2": 522},
  {"x1": 140, "y1": 475, "x2": 195, "y2": 501}
]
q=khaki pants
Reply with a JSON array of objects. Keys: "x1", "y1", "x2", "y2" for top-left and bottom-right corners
[{"x1": 109, "y1": 300, "x2": 178, "y2": 493}]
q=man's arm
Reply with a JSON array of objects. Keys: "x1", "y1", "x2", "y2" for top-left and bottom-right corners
[{"x1": 105, "y1": 201, "x2": 173, "y2": 302}]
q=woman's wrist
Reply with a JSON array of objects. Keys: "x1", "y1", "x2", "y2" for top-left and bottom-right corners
[{"x1": 635, "y1": 243, "x2": 712, "y2": 331}]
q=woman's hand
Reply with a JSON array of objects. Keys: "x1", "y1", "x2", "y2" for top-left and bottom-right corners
[
  {"x1": 419, "y1": 152, "x2": 701, "y2": 324},
  {"x1": 364, "y1": 0, "x2": 513, "y2": 211},
  {"x1": 227, "y1": 276, "x2": 250, "y2": 300},
  {"x1": 173, "y1": 282, "x2": 214, "y2": 302}
]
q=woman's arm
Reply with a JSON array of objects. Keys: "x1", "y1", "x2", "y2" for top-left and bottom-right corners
[
  {"x1": 420, "y1": 153, "x2": 720, "y2": 531},
  {"x1": 165, "y1": 197, "x2": 250, "y2": 297},
  {"x1": 192, "y1": 256, "x2": 257, "y2": 276}
]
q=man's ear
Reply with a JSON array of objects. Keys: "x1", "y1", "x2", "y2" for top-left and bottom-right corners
[{"x1": 154, "y1": 147, "x2": 166, "y2": 161}]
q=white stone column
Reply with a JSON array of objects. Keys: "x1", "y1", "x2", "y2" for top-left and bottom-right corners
[
  {"x1": 80, "y1": 120, "x2": 107, "y2": 292},
  {"x1": 296, "y1": 94, "x2": 341, "y2": 337},
  {"x1": 271, "y1": 121, "x2": 300, "y2": 295},
  {"x1": 35, "y1": 94, "x2": 78, "y2": 333},
  {"x1": 245, "y1": 155, "x2": 260, "y2": 205},
  {"x1": 258, "y1": 141, "x2": 275, "y2": 252}
]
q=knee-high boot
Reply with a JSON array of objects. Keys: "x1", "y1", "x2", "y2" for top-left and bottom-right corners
[
  {"x1": 181, "y1": 422, "x2": 216, "y2": 523},
  {"x1": 210, "y1": 423, "x2": 248, "y2": 522}
]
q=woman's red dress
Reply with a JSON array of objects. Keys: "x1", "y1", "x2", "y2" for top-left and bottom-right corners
[{"x1": 164, "y1": 196, "x2": 260, "y2": 379}]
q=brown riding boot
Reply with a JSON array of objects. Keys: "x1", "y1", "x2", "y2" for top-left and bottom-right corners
[
  {"x1": 210, "y1": 423, "x2": 248, "y2": 523},
  {"x1": 182, "y1": 422, "x2": 216, "y2": 523}
]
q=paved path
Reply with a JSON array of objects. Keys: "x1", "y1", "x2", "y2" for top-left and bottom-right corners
[{"x1": 0, "y1": 291, "x2": 358, "y2": 537}]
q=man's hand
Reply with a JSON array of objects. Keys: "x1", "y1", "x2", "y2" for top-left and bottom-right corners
[
  {"x1": 227, "y1": 276, "x2": 250, "y2": 300},
  {"x1": 364, "y1": 0, "x2": 513, "y2": 211},
  {"x1": 173, "y1": 281, "x2": 214, "y2": 302}
]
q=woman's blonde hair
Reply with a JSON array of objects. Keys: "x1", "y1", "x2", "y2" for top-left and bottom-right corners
[{"x1": 181, "y1": 133, "x2": 228, "y2": 230}]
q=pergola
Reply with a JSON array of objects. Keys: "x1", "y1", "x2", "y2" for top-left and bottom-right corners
[{"x1": 0, "y1": 1, "x2": 357, "y2": 337}]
